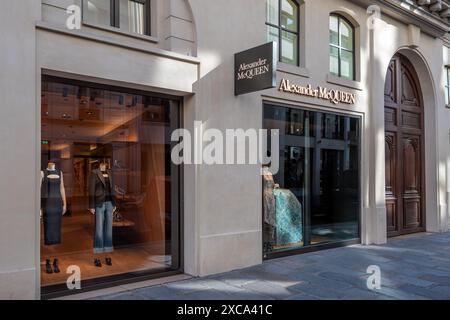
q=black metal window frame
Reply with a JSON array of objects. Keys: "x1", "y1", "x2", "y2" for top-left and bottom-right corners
[
  {"x1": 84, "y1": 0, "x2": 152, "y2": 36},
  {"x1": 329, "y1": 14, "x2": 355, "y2": 80},
  {"x1": 265, "y1": 0, "x2": 300, "y2": 66}
]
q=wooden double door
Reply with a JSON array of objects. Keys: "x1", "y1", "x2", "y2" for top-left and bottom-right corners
[{"x1": 384, "y1": 54, "x2": 425, "y2": 237}]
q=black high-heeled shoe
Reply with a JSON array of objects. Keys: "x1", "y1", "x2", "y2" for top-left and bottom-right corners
[
  {"x1": 105, "y1": 257, "x2": 112, "y2": 266},
  {"x1": 53, "y1": 259, "x2": 60, "y2": 274},
  {"x1": 94, "y1": 258, "x2": 102, "y2": 268},
  {"x1": 45, "y1": 259, "x2": 53, "y2": 274}
]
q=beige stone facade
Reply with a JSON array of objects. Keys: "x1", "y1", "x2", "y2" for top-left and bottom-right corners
[{"x1": 1, "y1": 0, "x2": 450, "y2": 299}]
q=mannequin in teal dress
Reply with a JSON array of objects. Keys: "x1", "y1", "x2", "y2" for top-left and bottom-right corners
[
  {"x1": 263, "y1": 167, "x2": 303, "y2": 248},
  {"x1": 273, "y1": 188, "x2": 303, "y2": 246}
]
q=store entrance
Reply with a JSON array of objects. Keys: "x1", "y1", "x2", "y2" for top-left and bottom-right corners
[
  {"x1": 40, "y1": 77, "x2": 181, "y2": 295},
  {"x1": 263, "y1": 104, "x2": 361, "y2": 258},
  {"x1": 384, "y1": 54, "x2": 425, "y2": 237}
]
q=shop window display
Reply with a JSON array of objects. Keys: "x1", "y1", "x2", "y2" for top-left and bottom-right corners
[
  {"x1": 40, "y1": 77, "x2": 180, "y2": 293},
  {"x1": 263, "y1": 104, "x2": 360, "y2": 256}
]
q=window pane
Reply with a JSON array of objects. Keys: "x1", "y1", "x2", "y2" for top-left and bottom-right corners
[
  {"x1": 281, "y1": 0, "x2": 298, "y2": 32},
  {"x1": 329, "y1": 15, "x2": 339, "y2": 46},
  {"x1": 83, "y1": 0, "x2": 111, "y2": 26},
  {"x1": 323, "y1": 114, "x2": 345, "y2": 139},
  {"x1": 266, "y1": 0, "x2": 279, "y2": 25},
  {"x1": 41, "y1": 79, "x2": 180, "y2": 290},
  {"x1": 341, "y1": 49, "x2": 354, "y2": 80},
  {"x1": 263, "y1": 104, "x2": 361, "y2": 256},
  {"x1": 120, "y1": 0, "x2": 146, "y2": 35},
  {"x1": 267, "y1": 25, "x2": 279, "y2": 45},
  {"x1": 340, "y1": 19, "x2": 353, "y2": 50},
  {"x1": 281, "y1": 31, "x2": 298, "y2": 65},
  {"x1": 330, "y1": 46, "x2": 339, "y2": 76}
]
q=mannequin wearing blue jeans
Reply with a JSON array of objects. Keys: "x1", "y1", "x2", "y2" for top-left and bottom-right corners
[
  {"x1": 93, "y1": 201, "x2": 114, "y2": 254},
  {"x1": 89, "y1": 162, "x2": 116, "y2": 266}
]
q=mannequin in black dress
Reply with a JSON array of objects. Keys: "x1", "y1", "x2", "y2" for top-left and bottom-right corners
[{"x1": 41, "y1": 161, "x2": 67, "y2": 274}]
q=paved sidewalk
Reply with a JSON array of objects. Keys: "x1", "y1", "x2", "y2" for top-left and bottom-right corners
[{"x1": 100, "y1": 232, "x2": 450, "y2": 300}]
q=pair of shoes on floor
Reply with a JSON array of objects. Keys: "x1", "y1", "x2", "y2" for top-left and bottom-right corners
[
  {"x1": 94, "y1": 257, "x2": 112, "y2": 268},
  {"x1": 45, "y1": 259, "x2": 60, "y2": 274}
]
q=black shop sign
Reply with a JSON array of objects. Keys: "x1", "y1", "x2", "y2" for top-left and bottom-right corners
[{"x1": 234, "y1": 42, "x2": 277, "y2": 96}]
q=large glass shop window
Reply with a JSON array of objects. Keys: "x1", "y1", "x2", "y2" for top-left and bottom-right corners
[
  {"x1": 263, "y1": 104, "x2": 360, "y2": 256},
  {"x1": 40, "y1": 77, "x2": 180, "y2": 292}
]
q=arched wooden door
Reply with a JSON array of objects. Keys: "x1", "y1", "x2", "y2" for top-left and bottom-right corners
[{"x1": 384, "y1": 54, "x2": 425, "y2": 237}]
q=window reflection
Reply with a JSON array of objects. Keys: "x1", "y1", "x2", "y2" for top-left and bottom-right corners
[
  {"x1": 120, "y1": 0, "x2": 146, "y2": 35},
  {"x1": 263, "y1": 104, "x2": 361, "y2": 256},
  {"x1": 266, "y1": 0, "x2": 299, "y2": 66},
  {"x1": 83, "y1": 0, "x2": 111, "y2": 26},
  {"x1": 281, "y1": 0, "x2": 298, "y2": 32},
  {"x1": 83, "y1": 0, "x2": 150, "y2": 36},
  {"x1": 329, "y1": 14, "x2": 355, "y2": 80},
  {"x1": 41, "y1": 78, "x2": 179, "y2": 289}
]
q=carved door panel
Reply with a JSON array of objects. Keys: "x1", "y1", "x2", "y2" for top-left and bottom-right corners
[
  {"x1": 402, "y1": 135, "x2": 422, "y2": 231},
  {"x1": 384, "y1": 55, "x2": 425, "y2": 237},
  {"x1": 385, "y1": 132, "x2": 397, "y2": 233}
]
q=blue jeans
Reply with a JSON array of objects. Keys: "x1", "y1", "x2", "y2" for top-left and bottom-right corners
[{"x1": 94, "y1": 201, "x2": 114, "y2": 254}]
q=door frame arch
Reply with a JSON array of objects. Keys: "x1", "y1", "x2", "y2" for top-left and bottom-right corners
[{"x1": 374, "y1": 46, "x2": 442, "y2": 241}]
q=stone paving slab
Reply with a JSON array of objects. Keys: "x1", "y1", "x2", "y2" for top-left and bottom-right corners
[{"x1": 99, "y1": 232, "x2": 450, "y2": 300}]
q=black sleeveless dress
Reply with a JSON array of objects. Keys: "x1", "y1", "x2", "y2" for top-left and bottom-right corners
[{"x1": 41, "y1": 170, "x2": 63, "y2": 245}]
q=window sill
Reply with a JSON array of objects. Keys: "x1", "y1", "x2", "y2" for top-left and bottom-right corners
[
  {"x1": 326, "y1": 74, "x2": 362, "y2": 91},
  {"x1": 82, "y1": 22, "x2": 159, "y2": 43},
  {"x1": 277, "y1": 62, "x2": 310, "y2": 78},
  {"x1": 35, "y1": 21, "x2": 200, "y2": 65}
]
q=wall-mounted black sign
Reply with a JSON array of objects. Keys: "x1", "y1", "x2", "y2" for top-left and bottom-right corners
[{"x1": 234, "y1": 42, "x2": 277, "y2": 96}]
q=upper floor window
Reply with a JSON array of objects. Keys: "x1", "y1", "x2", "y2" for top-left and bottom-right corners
[
  {"x1": 329, "y1": 14, "x2": 355, "y2": 80},
  {"x1": 445, "y1": 67, "x2": 450, "y2": 106},
  {"x1": 266, "y1": 0, "x2": 299, "y2": 66},
  {"x1": 83, "y1": 0, "x2": 151, "y2": 36}
]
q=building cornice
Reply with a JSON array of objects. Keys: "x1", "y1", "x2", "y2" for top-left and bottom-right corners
[{"x1": 351, "y1": 0, "x2": 450, "y2": 37}]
